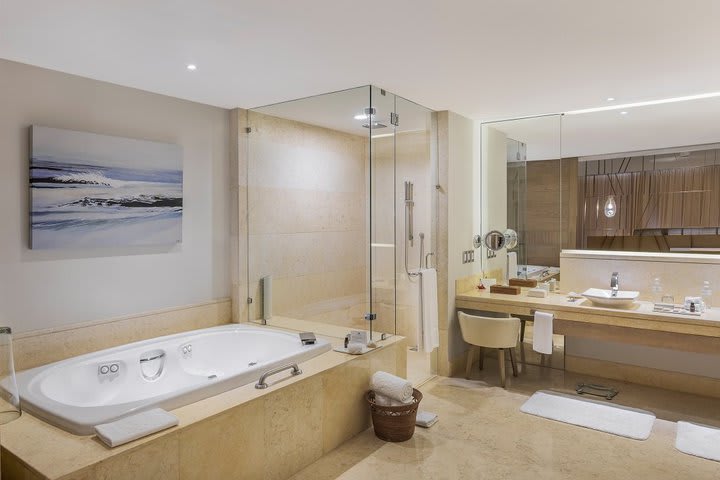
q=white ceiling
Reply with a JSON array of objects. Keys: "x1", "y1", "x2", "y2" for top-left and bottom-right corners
[
  {"x1": 3, "y1": 1, "x2": 720, "y2": 121},
  {"x1": 488, "y1": 96, "x2": 720, "y2": 160}
]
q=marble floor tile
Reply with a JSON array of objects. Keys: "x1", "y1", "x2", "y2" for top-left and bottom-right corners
[{"x1": 290, "y1": 359, "x2": 720, "y2": 480}]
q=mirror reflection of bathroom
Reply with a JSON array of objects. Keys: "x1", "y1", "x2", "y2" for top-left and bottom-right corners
[
  {"x1": 482, "y1": 115, "x2": 566, "y2": 369},
  {"x1": 246, "y1": 86, "x2": 438, "y2": 385}
]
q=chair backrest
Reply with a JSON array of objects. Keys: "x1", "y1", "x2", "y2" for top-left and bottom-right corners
[{"x1": 458, "y1": 311, "x2": 520, "y2": 349}]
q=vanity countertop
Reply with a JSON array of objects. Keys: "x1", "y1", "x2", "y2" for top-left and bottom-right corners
[{"x1": 456, "y1": 287, "x2": 720, "y2": 337}]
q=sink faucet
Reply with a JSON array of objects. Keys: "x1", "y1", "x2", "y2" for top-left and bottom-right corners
[{"x1": 610, "y1": 272, "x2": 619, "y2": 297}]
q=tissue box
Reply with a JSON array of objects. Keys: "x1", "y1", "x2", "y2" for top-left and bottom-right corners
[{"x1": 527, "y1": 288, "x2": 549, "y2": 298}]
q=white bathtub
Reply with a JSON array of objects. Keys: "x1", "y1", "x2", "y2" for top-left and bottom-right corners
[{"x1": 14, "y1": 324, "x2": 331, "y2": 435}]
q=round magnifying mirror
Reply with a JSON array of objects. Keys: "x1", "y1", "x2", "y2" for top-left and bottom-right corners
[
  {"x1": 483, "y1": 230, "x2": 506, "y2": 251},
  {"x1": 503, "y1": 229, "x2": 518, "y2": 250}
]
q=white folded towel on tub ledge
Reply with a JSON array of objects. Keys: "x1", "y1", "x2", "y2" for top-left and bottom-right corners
[
  {"x1": 95, "y1": 408, "x2": 179, "y2": 448},
  {"x1": 370, "y1": 371, "x2": 413, "y2": 403}
]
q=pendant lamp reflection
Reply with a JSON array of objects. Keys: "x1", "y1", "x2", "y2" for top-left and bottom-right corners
[{"x1": 604, "y1": 195, "x2": 617, "y2": 218}]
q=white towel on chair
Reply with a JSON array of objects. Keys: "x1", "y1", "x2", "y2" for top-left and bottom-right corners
[
  {"x1": 370, "y1": 371, "x2": 413, "y2": 403},
  {"x1": 533, "y1": 311, "x2": 554, "y2": 355},
  {"x1": 95, "y1": 408, "x2": 179, "y2": 448},
  {"x1": 420, "y1": 268, "x2": 439, "y2": 353}
]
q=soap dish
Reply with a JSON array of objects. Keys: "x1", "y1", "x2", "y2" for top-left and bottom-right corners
[{"x1": 527, "y1": 288, "x2": 548, "y2": 298}]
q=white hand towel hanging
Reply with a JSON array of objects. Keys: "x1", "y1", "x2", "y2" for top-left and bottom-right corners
[
  {"x1": 420, "y1": 268, "x2": 439, "y2": 353},
  {"x1": 533, "y1": 311, "x2": 554, "y2": 355}
]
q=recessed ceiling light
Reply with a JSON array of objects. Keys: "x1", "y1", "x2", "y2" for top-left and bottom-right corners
[
  {"x1": 607, "y1": 97, "x2": 615, "y2": 102},
  {"x1": 566, "y1": 91, "x2": 720, "y2": 115},
  {"x1": 620, "y1": 111, "x2": 628, "y2": 115},
  {"x1": 186, "y1": 64, "x2": 197, "y2": 71}
]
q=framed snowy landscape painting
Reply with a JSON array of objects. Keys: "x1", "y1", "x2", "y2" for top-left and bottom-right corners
[{"x1": 30, "y1": 126, "x2": 183, "y2": 249}]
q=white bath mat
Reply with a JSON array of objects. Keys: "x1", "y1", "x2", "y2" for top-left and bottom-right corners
[
  {"x1": 520, "y1": 390, "x2": 655, "y2": 440},
  {"x1": 675, "y1": 421, "x2": 720, "y2": 462}
]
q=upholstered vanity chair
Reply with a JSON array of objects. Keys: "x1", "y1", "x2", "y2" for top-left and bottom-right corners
[{"x1": 458, "y1": 312, "x2": 520, "y2": 387}]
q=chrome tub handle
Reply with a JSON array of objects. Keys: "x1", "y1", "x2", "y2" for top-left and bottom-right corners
[
  {"x1": 140, "y1": 352, "x2": 166, "y2": 363},
  {"x1": 255, "y1": 363, "x2": 302, "y2": 389}
]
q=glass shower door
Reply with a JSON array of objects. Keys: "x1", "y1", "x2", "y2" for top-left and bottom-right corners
[
  {"x1": 393, "y1": 94, "x2": 438, "y2": 384},
  {"x1": 367, "y1": 86, "x2": 397, "y2": 339}
]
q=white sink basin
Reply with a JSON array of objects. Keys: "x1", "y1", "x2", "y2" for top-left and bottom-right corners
[{"x1": 582, "y1": 288, "x2": 640, "y2": 307}]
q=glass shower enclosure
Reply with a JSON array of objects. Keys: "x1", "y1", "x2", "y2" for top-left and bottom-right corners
[{"x1": 244, "y1": 86, "x2": 437, "y2": 384}]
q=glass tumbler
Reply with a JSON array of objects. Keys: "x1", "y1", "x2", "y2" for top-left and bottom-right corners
[{"x1": 0, "y1": 327, "x2": 21, "y2": 424}]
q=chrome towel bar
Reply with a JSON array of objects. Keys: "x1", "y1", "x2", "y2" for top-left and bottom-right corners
[{"x1": 255, "y1": 363, "x2": 302, "y2": 389}]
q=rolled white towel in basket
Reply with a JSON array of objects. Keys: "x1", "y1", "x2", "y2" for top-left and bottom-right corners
[
  {"x1": 370, "y1": 371, "x2": 413, "y2": 403},
  {"x1": 373, "y1": 392, "x2": 414, "y2": 407}
]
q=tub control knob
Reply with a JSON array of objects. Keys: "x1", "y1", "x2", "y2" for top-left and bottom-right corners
[
  {"x1": 182, "y1": 346, "x2": 188, "y2": 354},
  {"x1": 109, "y1": 364, "x2": 119, "y2": 373},
  {"x1": 100, "y1": 365, "x2": 109, "y2": 374},
  {"x1": 187, "y1": 345, "x2": 192, "y2": 353}
]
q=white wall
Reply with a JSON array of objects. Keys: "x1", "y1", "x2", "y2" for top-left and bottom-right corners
[
  {"x1": 0, "y1": 59, "x2": 231, "y2": 333},
  {"x1": 481, "y1": 125, "x2": 508, "y2": 278},
  {"x1": 447, "y1": 112, "x2": 480, "y2": 359}
]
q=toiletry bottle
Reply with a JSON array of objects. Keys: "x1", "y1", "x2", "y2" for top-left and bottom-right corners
[
  {"x1": 651, "y1": 277, "x2": 663, "y2": 304},
  {"x1": 701, "y1": 281, "x2": 712, "y2": 311}
]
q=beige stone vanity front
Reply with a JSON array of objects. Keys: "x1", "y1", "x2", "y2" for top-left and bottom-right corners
[
  {"x1": 1, "y1": 320, "x2": 405, "y2": 480},
  {"x1": 455, "y1": 275, "x2": 720, "y2": 397}
]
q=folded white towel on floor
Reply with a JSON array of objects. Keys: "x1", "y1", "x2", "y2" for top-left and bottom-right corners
[
  {"x1": 370, "y1": 371, "x2": 413, "y2": 403},
  {"x1": 373, "y1": 392, "x2": 414, "y2": 407},
  {"x1": 95, "y1": 408, "x2": 179, "y2": 448},
  {"x1": 675, "y1": 421, "x2": 720, "y2": 462},
  {"x1": 416, "y1": 410, "x2": 438, "y2": 428},
  {"x1": 533, "y1": 310, "x2": 554, "y2": 355}
]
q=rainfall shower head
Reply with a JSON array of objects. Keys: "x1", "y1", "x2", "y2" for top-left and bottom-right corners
[{"x1": 355, "y1": 107, "x2": 388, "y2": 128}]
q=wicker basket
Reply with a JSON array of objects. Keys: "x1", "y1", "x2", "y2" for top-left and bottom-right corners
[{"x1": 366, "y1": 388, "x2": 423, "y2": 442}]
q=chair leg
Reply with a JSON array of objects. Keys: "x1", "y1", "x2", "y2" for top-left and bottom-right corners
[
  {"x1": 498, "y1": 348, "x2": 506, "y2": 388},
  {"x1": 520, "y1": 319, "x2": 526, "y2": 343},
  {"x1": 478, "y1": 346, "x2": 484, "y2": 370},
  {"x1": 509, "y1": 347, "x2": 518, "y2": 377},
  {"x1": 465, "y1": 346, "x2": 476, "y2": 379}
]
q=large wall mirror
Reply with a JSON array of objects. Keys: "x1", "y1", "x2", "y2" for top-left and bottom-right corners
[{"x1": 481, "y1": 95, "x2": 720, "y2": 280}]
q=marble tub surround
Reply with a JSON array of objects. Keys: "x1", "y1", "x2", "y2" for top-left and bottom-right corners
[
  {"x1": 0, "y1": 326, "x2": 406, "y2": 480},
  {"x1": 264, "y1": 315, "x2": 395, "y2": 347},
  {"x1": 290, "y1": 364, "x2": 720, "y2": 480},
  {"x1": 10, "y1": 298, "x2": 231, "y2": 372}
]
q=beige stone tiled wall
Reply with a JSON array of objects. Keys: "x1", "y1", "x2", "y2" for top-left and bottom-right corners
[
  {"x1": 230, "y1": 108, "x2": 248, "y2": 323},
  {"x1": 560, "y1": 250, "x2": 720, "y2": 305},
  {"x1": 12, "y1": 299, "x2": 231, "y2": 372},
  {"x1": 244, "y1": 113, "x2": 367, "y2": 322},
  {"x1": 561, "y1": 250, "x2": 720, "y2": 383}
]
